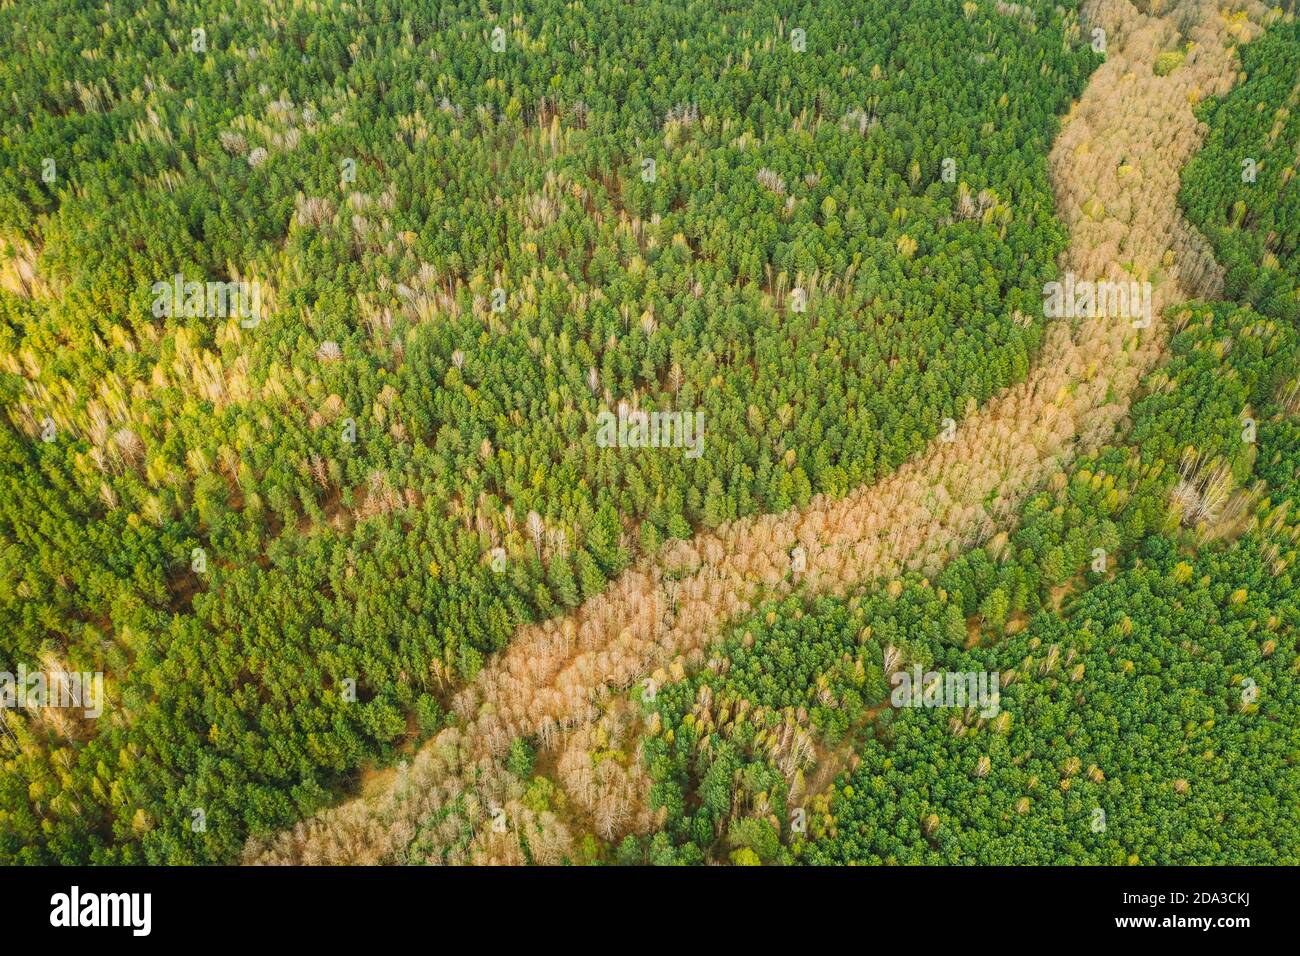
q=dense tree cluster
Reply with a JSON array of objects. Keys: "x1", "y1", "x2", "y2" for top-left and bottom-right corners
[
  {"x1": 619, "y1": 296, "x2": 1300, "y2": 864},
  {"x1": 0, "y1": 1, "x2": 1097, "y2": 862},
  {"x1": 1180, "y1": 15, "x2": 1300, "y2": 522},
  {"x1": 609, "y1": 15, "x2": 1300, "y2": 864},
  {"x1": 252, "y1": 1, "x2": 1297, "y2": 868},
  {"x1": 1179, "y1": 19, "x2": 1300, "y2": 326},
  {"x1": 810, "y1": 537, "x2": 1299, "y2": 865}
]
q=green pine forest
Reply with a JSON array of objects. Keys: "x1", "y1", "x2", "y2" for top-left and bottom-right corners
[{"x1": 1, "y1": 0, "x2": 1297, "y2": 865}]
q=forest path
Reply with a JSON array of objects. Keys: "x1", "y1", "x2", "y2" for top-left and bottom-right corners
[{"x1": 244, "y1": 0, "x2": 1261, "y2": 865}]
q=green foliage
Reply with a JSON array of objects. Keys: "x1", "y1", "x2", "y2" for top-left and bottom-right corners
[
  {"x1": 623, "y1": 295, "x2": 1300, "y2": 864},
  {"x1": 0, "y1": 0, "x2": 1097, "y2": 862},
  {"x1": 617, "y1": 16, "x2": 1300, "y2": 863},
  {"x1": 811, "y1": 538, "x2": 1300, "y2": 864},
  {"x1": 1180, "y1": 20, "x2": 1300, "y2": 326}
]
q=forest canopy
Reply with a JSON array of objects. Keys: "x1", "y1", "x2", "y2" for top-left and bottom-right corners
[{"x1": 2, "y1": 0, "x2": 1297, "y2": 868}]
